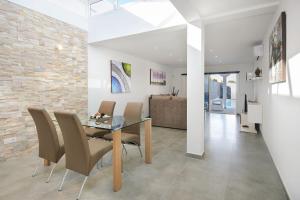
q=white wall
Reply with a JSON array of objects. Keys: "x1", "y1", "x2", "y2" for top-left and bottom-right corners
[
  {"x1": 186, "y1": 23, "x2": 205, "y2": 157},
  {"x1": 88, "y1": 45, "x2": 173, "y2": 117},
  {"x1": 7, "y1": 0, "x2": 88, "y2": 30},
  {"x1": 205, "y1": 64, "x2": 254, "y2": 114},
  {"x1": 255, "y1": 0, "x2": 300, "y2": 198},
  {"x1": 171, "y1": 68, "x2": 187, "y2": 97}
]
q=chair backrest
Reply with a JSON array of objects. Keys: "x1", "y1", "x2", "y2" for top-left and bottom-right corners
[
  {"x1": 54, "y1": 111, "x2": 90, "y2": 175},
  {"x1": 98, "y1": 101, "x2": 116, "y2": 116},
  {"x1": 124, "y1": 102, "x2": 143, "y2": 119},
  {"x1": 28, "y1": 107, "x2": 61, "y2": 163},
  {"x1": 123, "y1": 102, "x2": 143, "y2": 144}
]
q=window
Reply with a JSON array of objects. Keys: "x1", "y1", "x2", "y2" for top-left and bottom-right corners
[{"x1": 89, "y1": 0, "x2": 135, "y2": 16}]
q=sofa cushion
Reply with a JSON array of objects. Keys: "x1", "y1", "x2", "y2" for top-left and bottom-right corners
[
  {"x1": 171, "y1": 96, "x2": 186, "y2": 101},
  {"x1": 152, "y1": 95, "x2": 171, "y2": 100}
]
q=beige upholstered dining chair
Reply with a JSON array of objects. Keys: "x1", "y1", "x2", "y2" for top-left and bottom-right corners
[
  {"x1": 104, "y1": 102, "x2": 143, "y2": 157},
  {"x1": 54, "y1": 111, "x2": 113, "y2": 200},
  {"x1": 84, "y1": 101, "x2": 116, "y2": 138},
  {"x1": 28, "y1": 107, "x2": 65, "y2": 183}
]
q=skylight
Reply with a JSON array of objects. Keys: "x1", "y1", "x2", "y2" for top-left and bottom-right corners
[
  {"x1": 89, "y1": 0, "x2": 185, "y2": 27},
  {"x1": 90, "y1": 0, "x2": 135, "y2": 16}
]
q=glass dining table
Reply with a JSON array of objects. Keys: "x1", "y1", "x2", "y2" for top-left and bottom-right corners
[{"x1": 82, "y1": 116, "x2": 152, "y2": 192}]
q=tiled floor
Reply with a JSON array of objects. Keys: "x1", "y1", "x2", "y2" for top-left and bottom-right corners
[{"x1": 0, "y1": 113, "x2": 288, "y2": 200}]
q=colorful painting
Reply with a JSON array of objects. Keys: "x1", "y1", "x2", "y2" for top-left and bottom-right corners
[
  {"x1": 111, "y1": 60, "x2": 131, "y2": 93},
  {"x1": 269, "y1": 12, "x2": 286, "y2": 84},
  {"x1": 150, "y1": 69, "x2": 166, "y2": 85}
]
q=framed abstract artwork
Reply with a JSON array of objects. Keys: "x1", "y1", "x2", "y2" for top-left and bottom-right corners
[
  {"x1": 150, "y1": 69, "x2": 166, "y2": 85},
  {"x1": 111, "y1": 60, "x2": 131, "y2": 93},
  {"x1": 269, "y1": 12, "x2": 286, "y2": 84}
]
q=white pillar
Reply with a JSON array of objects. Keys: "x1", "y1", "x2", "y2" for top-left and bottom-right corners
[{"x1": 186, "y1": 23, "x2": 205, "y2": 158}]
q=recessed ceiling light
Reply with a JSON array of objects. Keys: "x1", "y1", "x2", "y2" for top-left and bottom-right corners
[
  {"x1": 215, "y1": 55, "x2": 218, "y2": 58},
  {"x1": 56, "y1": 44, "x2": 63, "y2": 50}
]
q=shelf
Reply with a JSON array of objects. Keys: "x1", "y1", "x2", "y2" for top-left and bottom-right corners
[
  {"x1": 246, "y1": 72, "x2": 263, "y2": 81},
  {"x1": 248, "y1": 76, "x2": 263, "y2": 81}
]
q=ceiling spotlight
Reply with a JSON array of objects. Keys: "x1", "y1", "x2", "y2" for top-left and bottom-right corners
[{"x1": 56, "y1": 44, "x2": 63, "y2": 51}]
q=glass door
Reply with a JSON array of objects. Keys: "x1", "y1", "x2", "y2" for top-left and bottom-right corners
[{"x1": 204, "y1": 72, "x2": 237, "y2": 114}]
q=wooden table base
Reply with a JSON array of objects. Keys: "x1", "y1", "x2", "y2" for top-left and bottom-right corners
[
  {"x1": 112, "y1": 119, "x2": 152, "y2": 192},
  {"x1": 44, "y1": 159, "x2": 51, "y2": 166},
  {"x1": 112, "y1": 129, "x2": 122, "y2": 192},
  {"x1": 144, "y1": 119, "x2": 152, "y2": 164}
]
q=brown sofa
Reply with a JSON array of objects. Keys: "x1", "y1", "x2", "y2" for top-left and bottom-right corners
[{"x1": 149, "y1": 95, "x2": 187, "y2": 130}]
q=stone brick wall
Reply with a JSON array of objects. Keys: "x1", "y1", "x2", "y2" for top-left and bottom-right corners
[{"x1": 0, "y1": 0, "x2": 88, "y2": 160}]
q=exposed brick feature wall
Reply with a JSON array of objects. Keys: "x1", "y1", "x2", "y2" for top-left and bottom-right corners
[{"x1": 0, "y1": 0, "x2": 88, "y2": 160}]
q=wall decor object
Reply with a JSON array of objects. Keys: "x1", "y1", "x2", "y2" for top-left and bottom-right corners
[
  {"x1": 255, "y1": 68, "x2": 262, "y2": 77},
  {"x1": 150, "y1": 69, "x2": 166, "y2": 85},
  {"x1": 269, "y1": 12, "x2": 286, "y2": 84},
  {"x1": 171, "y1": 87, "x2": 179, "y2": 96},
  {"x1": 111, "y1": 60, "x2": 131, "y2": 93}
]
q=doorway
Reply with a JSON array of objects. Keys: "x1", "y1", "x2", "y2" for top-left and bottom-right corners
[{"x1": 204, "y1": 72, "x2": 238, "y2": 114}]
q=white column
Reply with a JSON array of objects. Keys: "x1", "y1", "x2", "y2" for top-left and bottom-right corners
[{"x1": 186, "y1": 23, "x2": 205, "y2": 157}]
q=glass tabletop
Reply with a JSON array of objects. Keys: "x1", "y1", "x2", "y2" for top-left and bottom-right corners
[{"x1": 82, "y1": 115, "x2": 149, "y2": 131}]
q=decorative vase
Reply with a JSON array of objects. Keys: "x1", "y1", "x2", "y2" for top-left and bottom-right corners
[{"x1": 255, "y1": 68, "x2": 261, "y2": 77}]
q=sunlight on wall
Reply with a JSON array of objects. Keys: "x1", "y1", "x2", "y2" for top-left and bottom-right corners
[
  {"x1": 122, "y1": 0, "x2": 185, "y2": 27},
  {"x1": 271, "y1": 79, "x2": 291, "y2": 96},
  {"x1": 271, "y1": 53, "x2": 300, "y2": 98},
  {"x1": 89, "y1": 78, "x2": 110, "y2": 89},
  {"x1": 289, "y1": 53, "x2": 300, "y2": 98},
  {"x1": 187, "y1": 24, "x2": 202, "y2": 51}
]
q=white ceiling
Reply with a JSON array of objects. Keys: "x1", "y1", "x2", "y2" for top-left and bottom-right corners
[
  {"x1": 92, "y1": 0, "x2": 280, "y2": 68},
  {"x1": 94, "y1": 25, "x2": 187, "y2": 68},
  {"x1": 171, "y1": 0, "x2": 279, "y2": 66},
  {"x1": 204, "y1": 13, "x2": 275, "y2": 66},
  {"x1": 189, "y1": 0, "x2": 278, "y2": 18},
  {"x1": 170, "y1": 0, "x2": 279, "y2": 20}
]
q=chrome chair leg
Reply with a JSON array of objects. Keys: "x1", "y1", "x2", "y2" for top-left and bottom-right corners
[
  {"x1": 122, "y1": 143, "x2": 128, "y2": 155},
  {"x1": 138, "y1": 145, "x2": 143, "y2": 158},
  {"x1": 121, "y1": 157, "x2": 123, "y2": 173},
  {"x1": 96, "y1": 160, "x2": 100, "y2": 169},
  {"x1": 58, "y1": 169, "x2": 69, "y2": 191},
  {"x1": 32, "y1": 166, "x2": 39, "y2": 177},
  {"x1": 46, "y1": 163, "x2": 57, "y2": 183},
  {"x1": 77, "y1": 176, "x2": 88, "y2": 200},
  {"x1": 96, "y1": 158, "x2": 103, "y2": 170}
]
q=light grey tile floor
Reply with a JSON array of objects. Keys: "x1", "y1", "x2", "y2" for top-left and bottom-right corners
[{"x1": 0, "y1": 113, "x2": 288, "y2": 200}]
